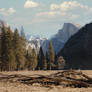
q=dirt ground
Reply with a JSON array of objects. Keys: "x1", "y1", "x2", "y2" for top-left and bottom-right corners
[{"x1": 0, "y1": 70, "x2": 92, "y2": 92}]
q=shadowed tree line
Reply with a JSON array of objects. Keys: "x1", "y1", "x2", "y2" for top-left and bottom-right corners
[{"x1": 0, "y1": 26, "x2": 65, "y2": 71}]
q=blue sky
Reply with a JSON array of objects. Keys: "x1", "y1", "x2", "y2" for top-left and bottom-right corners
[{"x1": 0, "y1": 0, "x2": 92, "y2": 38}]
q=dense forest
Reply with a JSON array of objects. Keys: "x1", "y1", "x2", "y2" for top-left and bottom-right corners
[{"x1": 0, "y1": 26, "x2": 65, "y2": 71}]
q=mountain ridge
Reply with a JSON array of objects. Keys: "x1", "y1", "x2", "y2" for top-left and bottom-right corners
[
  {"x1": 58, "y1": 22, "x2": 92, "y2": 69},
  {"x1": 42, "y1": 23, "x2": 80, "y2": 54}
]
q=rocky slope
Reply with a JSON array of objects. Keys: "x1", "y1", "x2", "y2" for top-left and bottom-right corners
[
  {"x1": 58, "y1": 22, "x2": 92, "y2": 69},
  {"x1": 42, "y1": 23, "x2": 80, "y2": 54}
]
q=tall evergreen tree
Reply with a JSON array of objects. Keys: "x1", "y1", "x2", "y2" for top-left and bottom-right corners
[
  {"x1": 43, "y1": 56, "x2": 47, "y2": 70},
  {"x1": 20, "y1": 26, "x2": 26, "y2": 39},
  {"x1": 48, "y1": 41, "x2": 55, "y2": 70},
  {"x1": 6, "y1": 27, "x2": 17, "y2": 71},
  {"x1": 1, "y1": 26, "x2": 8, "y2": 70},
  {"x1": 26, "y1": 46, "x2": 33, "y2": 70},
  {"x1": 37, "y1": 47, "x2": 44, "y2": 70},
  {"x1": 20, "y1": 26, "x2": 27, "y2": 68},
  {"x1": 31, "y1": 48, "x2": 38, "y2": 70},
  {"x1": 26, "y1": 47, "x2": 38, "y2": 70},
  {"x1": 46, "y1": 52, "x2": 49, "y2": 70},
  {"x1": 20, "y1": 26, "x2": 26, "y2": 50},
  {"x1": 13, "y1": 29, "x2": 26, "y2": 70},
  {"x1": 54, "y1": 52, "x2": 58, "y2": 70}
]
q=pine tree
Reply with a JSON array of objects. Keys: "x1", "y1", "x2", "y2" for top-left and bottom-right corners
[
  {"x1": 46, "y1": 52, "x2": 49, "y2": 70},
  {"x1": 26, "y1": 47, "x2": 38, "y2": 70},
  {"x1": 31, "y1": 48, "x2": 38, "y2": 70},
  {"x1": 6, "y1": 27, "x2": 17, "y2": 71},
  {"x1": 48, "y1": 41, "x2": 55, "y2": 70},
  {"x1": 37, "y1": 47, "x2": 44, "y2": 70},
  {"x1": 13, "y1": 29, "x2": 26, "y2": 70},
  {"x1": 26, "y1": 46, "x2": 33, "y2": 70},
  {"x1": 43, "y1": 56, "x2": 47, "y2": 70},
  {"x1": 20, "y1": 26, "x2": 26, "y2": 39},
  {"x1": 1, "y1": 26, "x2": 8, "y2": 71},
  {"x1": 0, "y1": 26, "x2": 27, "y2": 71},
  {"x1": 25, "y1": 50, "x2": 29, "y2": 70},
  {"x1": 20, "y1": 26, "x2": 27, "y2": 69},
  {"x1": 54, "y1": 52, "x2": 58, "y2": 70},
  {"x1": 20, "y1": 26, "x2": 26, "y2": 50}
]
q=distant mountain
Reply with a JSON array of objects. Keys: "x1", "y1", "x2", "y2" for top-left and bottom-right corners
[
  {"x1": 58, "y1": 22, "x2": 92, "y2": 70},
  {"x1": 41, "y1": 39, "x2": 50, "y2": 54},
  {"x1": 42, "y1": 23, "x2": 80, "y2": 54},
  {"x1": 26, "y1": 35, "x2": 47, "y2": 54}
]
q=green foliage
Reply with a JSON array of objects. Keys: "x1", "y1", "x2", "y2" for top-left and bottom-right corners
[
  {"x1": 31, "y1": 48, "x2": 38, "y2": 70},
  {"x1": 48, "y1": 41, "x2": 55, "y2": 70},
  {"x1": 26, "y1": 47, "x2": 38, "y2": 70},
  {"x1": 0, "y1": 26, "x2": 27, "y2": 71},
  {"x1": 0, "y1": 26, "x2": 17, "y2": 71},
  {"x1": 6, "y1": 27, "x2": 17, "y2": 71},
  {"x1": 43, "y1": 56, "x2": 47, "y2": 70},
  {"x1": 13, "y1": 29, "x2": 26, "y2": 70},
  {"x1": 45, "y1": 52, "x2": 49, "y2": 70},
  {"x1": 37, "y1": 47, "x2": 44, "y2": 70},
  {"x1": 1, "y1": 26, "x2": 8, "y2": 70},
  {"x1": 26, "y1": 46, "x2": 33, "y2": 70},
  {"x1": 0, "y1": 25, "x2": 60, "y2": 71}
]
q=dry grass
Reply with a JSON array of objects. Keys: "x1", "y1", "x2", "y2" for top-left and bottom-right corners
[{"x1": 0, "y1": 70, "x2": 92, "y2": 92}]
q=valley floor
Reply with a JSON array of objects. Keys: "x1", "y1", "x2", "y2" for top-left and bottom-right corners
[{"x1": 0, "y1": 70, "x2": 92, "y2": 92}]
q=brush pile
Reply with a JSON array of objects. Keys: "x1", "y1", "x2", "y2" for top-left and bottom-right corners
[{"x1": 0, "y1": 70, "x2": 92, "y2": 88}]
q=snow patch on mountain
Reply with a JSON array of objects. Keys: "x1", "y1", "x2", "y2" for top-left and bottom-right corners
[{"x1": 26, "y1": 35, "x2": 47, "y2": 54}]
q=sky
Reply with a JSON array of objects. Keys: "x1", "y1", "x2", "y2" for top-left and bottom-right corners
[{"x1": 0, "y1": 0, "x2": 92, "y2": 38}]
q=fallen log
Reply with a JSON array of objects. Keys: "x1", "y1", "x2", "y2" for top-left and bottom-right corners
[
  {"x1": 0, "y1": 70, "x2": 92, "y2": 88},
  {"x1": 19, "y1": 75, "x2": 92, "y2": 88},
  {"x1": 18, "y1": 70, "x2": 92, "y2": 88}
]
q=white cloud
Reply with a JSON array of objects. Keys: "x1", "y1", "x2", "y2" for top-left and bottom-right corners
[
  {"x1": 0, "y1": 8, "x2": 16, "y2": 16},
  {"x1": 0, "y1": 8, "x2": 6, "y2": 12},
  {"x1": 24, "y1": 0, "x2": 39, "y2": 8},
  {"x1": 34, "y1": 11, "x2": 79, "y2": 23},
  {"x1": 35, "y1": 1, "x2": 92, "y2": 22},
  {"x1": 50, "y1": 4, "x2": 59, "y2": 10},
  {"x1": 36, "y1": 11, "x2": 58, "y2": 16},
  {"x1": 50, "y1": 1, "x2": 92, "y2": 12},
  {"x1": 36, "y1": 11, "x2": 68, "y2": 18},
  {"x1": 8, "y1": 8, "x2": 16, "y2": 14}
]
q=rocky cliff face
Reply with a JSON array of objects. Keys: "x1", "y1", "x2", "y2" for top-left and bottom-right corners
[
  {"x1": 42, "y1": 23, "x2": 80, "y2": 54},
  {"x1": 26, "y1": 23, "x2": 80, "y2": 54},
  {"x1": 41, "y1": 39, "x2": 50, "y2": 54},
  {"x1": 58, "y1": 22, "x2": 92, "y2": 69}
]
